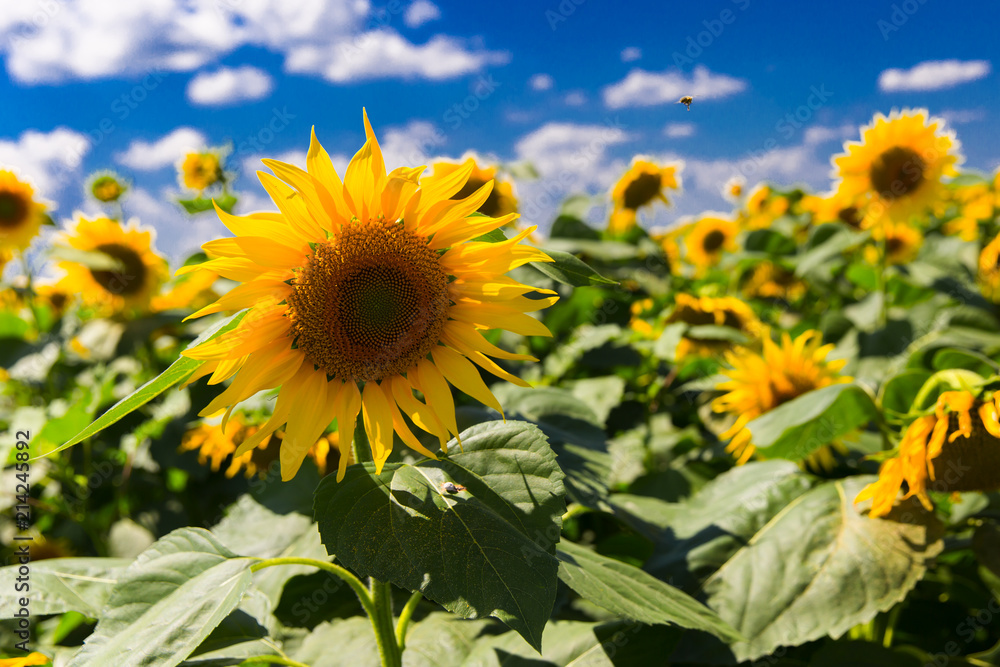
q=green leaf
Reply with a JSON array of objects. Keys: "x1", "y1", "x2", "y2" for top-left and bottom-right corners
[
  {"x1": 0, "y1": 558, "x2": 131, "y2": 618},
  {"x1": 748, "y1": 383, "x2": 879, "y2": 461},
  {"x1": 214, "y1": 193, "x2": 238, "y2": 214},
  {"x1": 178, "y1": 197, "x2": 217, "y2": 214},
  {"x1": 675, "y1": 477, "x2": 943, "y2": 662},
  {"x1": 313, "y1": 421, "x2": 565, "y2": 651},
  {"x1": 48, "y1": 245, "x2": 124, "y2": 270},
  {"x1": 549, "y1": 215, "x2": 600, "y2": 240},
  {"x1": 879, "y1": 369, "x2": 933, "y2": 417},
  {"x1": 743, "y1": 229, "x2": 796, "y2": 255},
  {"x1": 471, "y1": 228, "x2": 508, "y2": 244},
  {"x1": 0, "y1": 312, "x2": 29, "y2": 338},
  {"x1": 67, "y1": 528, "x2": 253, "y2": 667},
  {"x1": 45, "y1": 311, "x2": 246, "y2": 457},
  {"x1": 683, "y1": 325, "x2": 750, "y2": 343},
  {"x1": 289, "y1": 618, "x2": 380, "y2": 666},
  {"x1": 532, "y1": 249, "x2": 617, "y2": 287},
  {"x1": 556, "y1": 541, "x2": 741, "y2": 642}
]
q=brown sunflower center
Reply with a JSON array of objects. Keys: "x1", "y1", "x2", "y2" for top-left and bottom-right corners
[
  {"x1": 838, "y1": 206, "x2": 862, "y2": 229},
  {"x1": 622, "y1": 172, "x2": 662, "y2": 209},
  {"x1": 453, "y1": 176, "x2": 502, "y2": 218},
  {"x1": 702, "y1": 229, "x2": 726, "y2": 253},
  {"x1": 927, "y1": 411, "x2": 1000, "y2": 492},
  {"x1": 90, "y1": 243, "x2": 148, "y2": 296},
  {"x1": 287, "y1": 219, "x2": 451, "y2": 382},
  {"x1": 0, "y1": 191, "x2": 29, "y2": 229},
  {"x1": 870, "y1": 146, "x2": 926, "y2": 200},
  {"x1": 886, "y1": 235, "x2": 906, "y2": 257}
]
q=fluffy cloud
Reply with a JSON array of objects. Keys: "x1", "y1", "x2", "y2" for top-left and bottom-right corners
[
  {"x1": 186, "y1": 65, "x2": 274, "y2": 106},
  {"x1": 620, "y1": 47, "x2": 641, "y2": 62},
  {"x1": 115, "y1": 127, "x2": 207, "y2": 171},
  {"x1": 529, "y1": 73, "x2": 553, "y2": 91},
  {"x1": 0, "y1": 127, "x2": 90, "y2": 196},
  {"x1": 564, "y1": 91, "x2": 586, "y2": 106},
  {"x1": 878, "y1": 60, "x2": 991, "y2": 92},
  {"x1": 123, "y1": 187, "x2": 225, "y2": 263},
  {"x1": 0, "y1": 0, "x2": 504, "y2": 84},
  {"x1": 403, "y1": 0, "x2": 440, "y2": 28},
  {"x1": 602, "y1": 65, "x2": 747, "y2": 109},
  {"x1": 664, "y1": 123, "x2": 695, "y2": 138}
]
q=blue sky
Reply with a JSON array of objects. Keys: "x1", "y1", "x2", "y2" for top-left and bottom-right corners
[{"x1": 2, "y1": 0, "x2": 999, "y2": 263}]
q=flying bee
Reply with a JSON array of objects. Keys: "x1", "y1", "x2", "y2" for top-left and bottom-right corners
[{"x1": 678, "y1": 95, "x2": 694, "y2": 111}]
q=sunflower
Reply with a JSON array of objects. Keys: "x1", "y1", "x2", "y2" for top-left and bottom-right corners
[
  {"x1": 55, "y1": 217, "x2": 169, "y2": 312},
  {"x1": 713, "y1": 330, "x2": 849, "y2": 465},
  {"x1": 978, "y1": 231, "x2": 1000, "y2": 302},
  {"x1": 423, "y1": 157, "x2": 517, "y2": 221},
  {"x1": 0, "y1": 170, "x2": 48, "y2": 252},
  {"x1": 801, "y1": 191, "x2": 867, "y2": 230},
  {"x1": 833, "y1": 109, "x2": 961, "y2": 225},
  {"x1": 179, "y1": 113, "x2": 556, "y2": 481},
  {"x1": 180, "y1": 151, "x2": 224, "y2": 192},
  {"x1": 741, "y1": 184, "x2": 790, "y2": 230},
  {"x1": 857, "y1": 390, "x2": 1000, "y2": 518},
  {"x1": 741, "y1": 261, "x2": 807, "y2": 302},
  {"x1": 0, "y1": 652, "x2": 51, "y2": 667},
  {"x1": 609, "y1": 158, "x2": 682, "y2": 233},
  {"x1": 683, "y1": 215, "x2": 739, "y2": 270},
  {"x1": 863, "y1": 220, "x2": 923, "y2": 266},
  {"x1": 665, "y1": 294, "x2": 761, "y2": 359},
  {"x1": 722, "y1": 176, "x2": 745, "y2": 202},
  {"x1": 942, "y1": 183, "x2": 994, "y2": 241},
  {"x1": 628, "y1": 298, "x2": 658, "y2": 338},
  {"x1": 179, "y1": 416, "x2": 335, "y2": 479},
  {"x1": 88, "y1": 172, "x2": 127, "y2": 203},
  {"x1": 649, "y1": 228, "x2": 682, "y2": 276},
  {"x1": 151, "y1": 268, "x2": 221, "y2": 312}
]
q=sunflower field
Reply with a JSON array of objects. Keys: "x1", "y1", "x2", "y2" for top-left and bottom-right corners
[{"x1": 1, "y1": 107, "x2": 1000, "y2": 667}]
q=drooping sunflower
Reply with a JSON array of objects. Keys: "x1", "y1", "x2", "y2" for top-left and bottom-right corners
[
  {"x1": 833, "y1": 109, "x2": 961, "y2": 225},
  {"x1": 0, "y1": 170, "x2": 49, "y2": 252},
  {"x1": 179, "y1": 113, "x2": 557, "y2": 481},
  {"x1": 682, "y1": 215, "x2": 739, "y2": 270},
  {"x1": 423, "y1": 157, "x2": 517, "y2": 220},
  {"x1": 180, "y1": 151, "x2": 224, "y2": 192},
  {"x1": 741, "y1": 261, "x2": 807, "y2": 302},
  {"x1": 741, "y1": 184, "x2": 789, "y2": 230},
  {"x1": 978, "y1": 231, "x2": 1000, "y2": 302},
  {"x1": 609, "y1": 158, "x2": 682, "y2": 233},
  {"x1": 864, "y1": 220, "x2": 923, "y2": 266},
  {"x1": 88, "y1": 171, "x2": 128, "y2": 204},
  {"x1": 55, "y1": 217, "x2": 169, "y2": 312},
  {"x1": 857, "y1": 390, "x2": 1000, "y2": 518},
  {"x1": 713, "y1": 330, "x2": 849, "y2": 465},
  {"x1": 665, "y1": 293, "x2": 761, "y2": 360}
]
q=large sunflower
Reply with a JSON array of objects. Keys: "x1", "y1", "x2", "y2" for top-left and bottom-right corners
[
  {"x1": 683, "y1": 215, "x2": 739, "y2": 270},
  {"x1": 56, "y1": 217, "x2": 169, "y2": 312},
  {"x1": 609, "y1": 158, "x2": 682, "y2": 233},
  {"x1": 180, "y1": 113, "x2": 556, "y2": 481},
  {"x1": 857, "y1": 390, "x2": 1000, "y2": 518},
  {"x1": 0, "y1": 170, "x2": 48, "y2": 252},
  {"x1": 665, "y1": 293, "x2": 760, "y2": 359},
  {"x1": 713, "y1": 330, "x2": 849, "y2": 465},
  {"x1": 833, "y1": 109, "x2": 961, "y2": 225},
  {"x1": 423, "y1": 157, "x2": 517, "y2": 220}
]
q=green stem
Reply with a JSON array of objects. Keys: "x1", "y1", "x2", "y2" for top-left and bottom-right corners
[
  {"x1": 395, "y1": 590, "x2": 423, "y2": 650},
  {"x1": 876, "y1": 232, "x2": 888, "y2": 329},
  {"x1": 371, "y1": 579, "x2": 403, "y2": 667},
  {"x1": 882, "y1": 603, "x2": 903, "y2": 648},
  {"x1": 237, "y1": 657, "x2": 311, "y2": 667},
  {"x1": 250, "y1": 557, "x2": 375, "y2": 620},
  {"x1": 561, "y1": 503, "x2": 592, "y2": 523}
]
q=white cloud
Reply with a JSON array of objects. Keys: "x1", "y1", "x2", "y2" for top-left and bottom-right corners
[
  {"x1": 529, "y1": 73, "x2": 553, "y2": 91},
  {"x1": 186, "y1": 65, "x2": 274, "y2": 106},
  {"x1": 620, "y1": 47, "x2": 641, "y2": 62},
  {"x1": 0, "y1": 127, "x2": 90, "y2": 196},
  {"x1": 0, "y1": 0, "x2": 504, "y2": 84},
  {"x1": 287, "y1": 30, "x2": 509, "y2": 82},
  {"x1": 124, "y1": 188, "x2": 225, "y2": 264},
  {"x1": 116, "y1": 127, "x2": 206, "y2": 171},
  {"x1": 939, "y1": 108, "x2": 986, "y2": 125},
  {"x1": 404, "y1": 0, "x2": 440, "y2": 28},
  {"x1": 564, "y1": 91, "x2": 586, "y2": 106},
  {"x1": 802, "y1": 124, "x2": 854, "y2": 146},
  {"x1": 878, "y1": 59, "x2": 991, "y2": 92},
  {"x1": 602, "y1": 65, "x2": 747, "y2": 109},
  {"x1": 378, "y1": 120, "x2": 446, "y2": 168},
  {"x1": 664, "y1": 123, "x2": 695, "y2": 138}
]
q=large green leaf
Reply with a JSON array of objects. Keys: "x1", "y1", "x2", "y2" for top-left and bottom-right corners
[
  {"x1": 556, "y1": 541, "x2": 741, "y2": 642},
  {"x1": 748, "y1": 383, "x2": 879, "y2": 461},
  {"x1": 532, "y1": 249, "x2": 617, "y2": 286},
  {"x1": 0, "y1": 558, "x2": 130, "y2": 618},
  {"x1": 313, "y1": 421, "x2": 565, "y2": 651},
  {"x1": 46, "y1": 311, "x2": 246, "y2": 457},
  {"x1": 676, "y1": 477, "x2": 943, "y2": 662},
  {"x1": 67, "y1": 528, "x2": 253, "y2": 667}
]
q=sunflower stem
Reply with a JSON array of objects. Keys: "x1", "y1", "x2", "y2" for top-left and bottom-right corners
[
  {"x1": 371, "y1": 578, "x2": 403, "y2": 667},
  {"x1": 876, "y1": 232, "x2": 889, "y2": 330},
  {"x1": 249, "y1": 557, "x2": 376, "y2": 620},
  {"x1": 395, "y1": 590, "x2": 423, "y2": 650},
  {"x1": 237, "y1": 657, "x2": 311, "y2": 667}
]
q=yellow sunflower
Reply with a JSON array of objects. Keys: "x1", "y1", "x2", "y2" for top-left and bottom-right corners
[
  {"x1": 55, "y1": 217, "x2": 169, "y2": 312},
  {"x1": 88, "y1": 172, "x2": 127, "y2": 203},
  {"x1": 628, "y1": 298, "x2": 658, "y2": 338},
  {"x1": 649, "y1": 228, "x2": 682, "y2": 276},
  {"x1": 864, "y1": 220, "x2": 923, "y2": 266},
  {"x1": 151, "y1": 269, "x2": 221, "y2": 312},
  {"x1": 741, "y1": 184, "x2": 789, "y2": 230},
  {"x1": 833, "y1": 109, "x2": 961, "y2": 225},
  {"x1": 713, "y1": 330, "x2": 849, "y2": 465},
  {"x1": 741, "y1": 261, "x2": 807, "y2": 302},
  {"x1": 683, "y1": 215, "x2": 739, "y2": 270},
  {"x1": 180, "y1": 152, "x2": 224, "y2": 192},
  {"x1": 609, "y1": 158, "x2": 682, "y2": 233},
  {"x1": 0, "y1": 170, "x2": 48, "y2": 252},
  {"x1": 179, "y1": 112, "x2": 557, "y2": 481},
  {"x1": 723, "y1": 176, "x2": 745, "y2": 202},
  {"x1": 665, "y1": 294, "x2": 761, "y2": 359},
  {"x1": 801, "y1": 191, "x2": 867, "y2": 230},
  {"x1": 942, "y1": 183, "x2": 994, "y2": 241},
  {"x1": 0, "y1": 652, "x2": 51, "y2": 667},
  {"x1": 978, "y1": 231, "x2": 1000, "y2": 301},
  {"x1": 423, "y1": 157, "x2": 517, "y2": 221},
  {"x1": 857, "y1": 390, "x2": 1000, "y2": 518}
]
